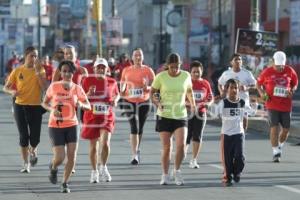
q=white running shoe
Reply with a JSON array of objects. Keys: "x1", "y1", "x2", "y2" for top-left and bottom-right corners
[
  {"x1": 20, "y1": 163, "x2": 30, "y2": 173},
  {"x1": 160, "y1": 174, "x2": 170, "y2": 185},
  {"x1": 189, "y1": 159, "x2": 200, "y2": 169},
  {"x1": 100, "y1": 166, "x2": 112, "y2": 182},
  {"x1": 90, "y1": 170, "x2": 99, "y2": 183},
  {"x1": 173, "y1": 170, "x2": 184, "y2": 186}
]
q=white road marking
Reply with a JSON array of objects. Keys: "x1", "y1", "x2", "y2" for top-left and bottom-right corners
[
  {"x1": 207, "y1": 164, "x2": 223, "y2": 170},
  {"x1": 275, "y1": 185, "x2": 300, "y2": 194}
]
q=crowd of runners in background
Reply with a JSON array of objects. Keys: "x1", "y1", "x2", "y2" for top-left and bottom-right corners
[{"x1": 2, "y1": 45, "x2": 298, "y2": 192}]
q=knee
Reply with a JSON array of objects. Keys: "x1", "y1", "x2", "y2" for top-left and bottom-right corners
[
  {"x1": 192, "y1": 135, "x2": 201, "y2": 143},
  {"x1": 176, "y1": 143, "x2": 185, "y2": 151},
  {"x1": 101, "y1": 140, "x2": 110, "y2": 149},
  {"x1": 30, "y1": 138, "x2": 40, "y2": 148},
  {"x1": 162, "y1": 144, "x2": 171, "y2": 153},
  {"x1": 19, "y1": 135, "x2": 29, "y2": 147},
  {"x1": 54, "y1": 154, "x2": 65, "y2": 164},
  {"x1": 67, "y1": 153, "x2": 76, "y2": 164}
]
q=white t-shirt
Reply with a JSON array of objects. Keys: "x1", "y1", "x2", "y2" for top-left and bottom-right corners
[
  {"x1": 218, "y1": 68, "x2": 256, "y2": 105},
  {"x1": 216, "y1": 98, "x2": 254, "y2": 136}
]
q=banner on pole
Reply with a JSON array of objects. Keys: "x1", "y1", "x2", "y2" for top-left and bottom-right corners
[
  {"x1": 92, "y1": 0, "x2": 102, "y2": 21},
  {"x1": 235, "y1": 28, "x2": 278, "y2": 57},
  {"x1": 106, "y1": 17, "x2": 123, "y2": 46}
]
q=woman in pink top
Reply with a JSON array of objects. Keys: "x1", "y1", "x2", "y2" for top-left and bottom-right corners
[
  {"x1": 120, "y1": 48, "x2": 155, "y2": 165},
  {"x1": 42, "y1": 60, "x2": 91, "y2": 193}
]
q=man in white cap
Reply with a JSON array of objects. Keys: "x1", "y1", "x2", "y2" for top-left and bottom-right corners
[
  {"x1": 81, "y1": 57, "x2": 120, "y2": 183},
  {"x1": 256, "y1": 51, "x2": 298, "y2": 162}
]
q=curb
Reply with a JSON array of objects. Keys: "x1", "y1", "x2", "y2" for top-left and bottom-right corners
[{"x1": 248, "y1": 117, "x2": 300, "y2": 140}]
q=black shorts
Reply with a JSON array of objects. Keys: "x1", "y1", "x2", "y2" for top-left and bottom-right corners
[
  {"x1": 267, "y1": 109, "x2": 291, "y2": 129},
  {"x1": 187, "y1": 112, "x2": 207, "y2": 144},
  {"x1": 155, "y1": 116, "x2": 187, "y2": 133},
  {"x1": 121, "y1": 100, "x2": 151, "y2": 135},
  {"x1": 49, "y1": 125, "x2": 78, "y2": 146}
]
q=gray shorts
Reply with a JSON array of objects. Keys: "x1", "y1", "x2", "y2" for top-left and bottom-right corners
[
  {"x1": 49, "y1": 125, "x2": 78, "y2": 146},
  {"x1": 267, "y1": 110, "x2": 291, "y2": 129}
]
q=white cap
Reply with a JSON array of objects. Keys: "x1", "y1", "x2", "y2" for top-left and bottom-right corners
[
  {"x1": 108, "y1": 57, "x2": 115, "y2": 65},
  {"x1": 273, "y1": 51, "x2": 286, "y2": 65},
  {"x1": 94, "y1": 58, "x2": 108, "y2": 68}
]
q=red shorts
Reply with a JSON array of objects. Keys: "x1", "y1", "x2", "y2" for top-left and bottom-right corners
[{"x1": 81, "y1": 117, "x2": 115, "y2": 139}]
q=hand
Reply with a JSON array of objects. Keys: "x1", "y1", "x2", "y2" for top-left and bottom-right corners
[
  {"x1": 220, "y1": 92, "x2": 226, "y2": 99},
  {"x1": 190, "y1": 105, "x2": 196, "y2": 114},
  {"x1": 34, "y1": 59, "x2": 42, "y2": 72},
  {"x1": 287, "y1": 89, "x2": 294, "y2": 98},
  {"x1": 239, "y1": 85, "x2": 247, "y2": 91},
  {"x1": 53, "y1": 109, "x2": 61, "y2": 117},
  {"x1": 87, "y1": 86, "x2": 96, "y2": 96},
  {"x1": 76, "y1": 101, "x2": 82, "y2": 108},
  {"x1": 157, "y1": 102, "x2": 164, "y2": 112},
  {"x1": 11, "y1": 90, "x2": 19, "y2": 97}
]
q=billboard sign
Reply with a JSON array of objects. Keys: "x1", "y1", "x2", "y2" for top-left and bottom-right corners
[
  {"x1": 235, "y1": 28, "x2": 278, "y2": 57},
  {"x1": 106, "y1": 17, "x2": 123, "y2": 46},
  {"x1": 290, "y1": 0, "x2": 300, "y2": 45}
]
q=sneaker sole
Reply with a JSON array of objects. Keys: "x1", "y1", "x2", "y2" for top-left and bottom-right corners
[{"x1": 30, "y1": 157, "x2": 38, "y2": 167}]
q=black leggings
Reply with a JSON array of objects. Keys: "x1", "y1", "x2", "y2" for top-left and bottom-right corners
[
  {"x1": 14, "y1": 103, "x2": 42, "y2": 147},
  {"x1": 186, "y1": 112, "x2": 206, "y2": 144},
  {"x1": 122, "y1": 100, "x2": 151, "y2": 135}
]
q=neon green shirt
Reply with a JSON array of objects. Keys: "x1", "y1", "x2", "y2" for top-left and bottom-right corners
[{"x1": 152, "y1": 70, "x2": 192, "y2": 119}]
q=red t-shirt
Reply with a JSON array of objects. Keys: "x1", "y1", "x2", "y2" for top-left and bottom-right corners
[
  {"x1": 84, "y1": 62, "x2": 94, "y2": 75},
  {"x1": 191, "y1": 79, "x2": 213, "y2": 113},
  {"x1": 72, "y1": 65, "x2": 82, "y2": 84},
  {"x1": 114, "y1": 60, "x2": 132, "y2": 81},
  {"x1": 43, "y1": 63, "x2": 53, "y2": 82},
  {"x1": 257, "y1": 65, "x2": 298, "y2": 112},
  {"x1": 82, "y1": 76, "x2": 119, "y2": 123}
]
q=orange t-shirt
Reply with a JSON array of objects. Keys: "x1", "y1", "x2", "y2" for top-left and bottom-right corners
[
  {"x1": 45, "y1": 81, "x2": 88, "y2": 128},
  {"x1": 120, "y1": 65, "x2": 155, "y2": 103}
]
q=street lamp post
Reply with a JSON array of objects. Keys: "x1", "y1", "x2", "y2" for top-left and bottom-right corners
[
  {"x1": 159, "y1": 2, "x2": 163, "y2": 64},
  {"x1": 37, "y1": 0, "x2": 41, "y2": 55}
]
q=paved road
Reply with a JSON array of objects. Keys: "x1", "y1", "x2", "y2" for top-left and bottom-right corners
[{"x1": 0, "y1": 93, "x2": 300, "y2": 200}]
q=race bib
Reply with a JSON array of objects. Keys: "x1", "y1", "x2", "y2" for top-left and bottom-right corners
[
  {"x1": 273, "y1": 86, "x2": 288, "y2": 98},
  {"x1": 193, "y1": 91, "x2": 204, "y2": 101},
  {"x1": 129, "y1": 88, "x2": 143, "y2": 98},
  {"x1": 93, "y1": 103, "x2": 110, "y2": 115}
]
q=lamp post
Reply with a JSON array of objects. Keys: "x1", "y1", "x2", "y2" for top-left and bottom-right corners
[
  {"x1": 37, "y1": 0, "x2": 41, "y2": 55},
  {"x1": 250, "y1": 0, "x2": 260, "y2": 31}
]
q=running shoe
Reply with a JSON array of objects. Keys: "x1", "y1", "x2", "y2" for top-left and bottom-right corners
[
  {"x1": 61, "y1": 182, "x2": 70, "y2": 193},
  {"x1": 160, "y1": 174, "x2": 170, "y2": 185},
  {"x1": 223, "y1": 180, "x2": 233, "y2": 187},
  {"x1": 233, "y1": 174, "x2": 241, "y2": 183},
  {"x1": 20, "y1": 163, "x2": 30, "y2": 173},
  {"x1": 130, "y1": 155, "x2": 139, "y2": 165},
  {"x1": 189, "y1": 159, "x2": 200, "y2": 169},
  {"x1": 48, "y1": 163, "x2": 58, "y2": 184},
  {"x1": 173, "y1": 170, "x2": 184, "y2": 186},
  {"x1": 137, "y1": 150, "x2": 141, "y2": 163},
  {"x1": 273, "y1": 153, "x2": 281, "y2": 163},
  {"x1": 90, "y1": 170, "x2": 99, "y2": 183},
  {"x1": 30, "y1": 154, "x2": 38, "y2": 167},
  {"x1": 100, "y1": 166, "x2": 112, "y2": 182}
]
